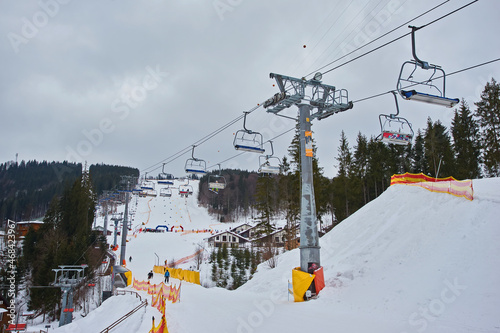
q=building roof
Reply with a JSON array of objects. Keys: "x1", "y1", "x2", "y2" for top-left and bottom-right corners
[
  {"x1": 206, "y1": 230, "x2": 250, "y2": 242},
  {"x1": 230, "y1": 223, "x2": 253, "y2": 232},
  {"x1": 251, "y1": 228, "x2": 289, "y2": 242}
]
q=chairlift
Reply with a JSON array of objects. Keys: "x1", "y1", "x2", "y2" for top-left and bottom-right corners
[
  {"x1": 185, "y1": 145, "x2": 207, "y2": 175},
  {"x1": 258, "y1": 141, "x2": 282, "y2": 174},
  {"x1": 160, "y1": 187, "x2": 172, "y2": 197},
  {"x1": 146, "y1": 190, "x2": 157, "y2": 197},
  {"x1": 208, "y1": 164, "x2": 226, "y2": 194},
  {"x1": 376, "y1": 91, "x2": 414, "y2": 146},
  {"x1": 397, "y1": 26, "x2": 459, "y2": 108},
  {"x1": 141, "y1": 181, "x2": 154, "y2": 190},
  {"x1": 158, "y1": 163, "x2": 174, "y2": 185},
  {"x1": 233, "y1": 112, "x2": 265, "y2": 153},
  {"x1": 179, "y1": 179, "x2": 193, "y2": 197}
]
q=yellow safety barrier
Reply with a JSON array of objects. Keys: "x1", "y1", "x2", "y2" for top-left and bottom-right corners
[
  {"x1": 153, "y1": 265, "x2": 201, "y2": 285},
  {"x1": 390, "y1": 172, "x2": 473, "y2": 201},
  {"x1": 124, "y1": 271, "x2": 132, "y2": 286},
  {"x1": 292, "y1": 267, "x2": 315, "y2": 302}
]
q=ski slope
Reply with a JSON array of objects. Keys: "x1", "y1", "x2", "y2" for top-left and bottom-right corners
[{"x1": 49, "y1": 177, "x2": 500, "y2": 333}]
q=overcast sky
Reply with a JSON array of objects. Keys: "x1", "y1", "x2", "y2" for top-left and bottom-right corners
[{"x1": 1, "y1": 0, "x2": 499, "y2": 178}]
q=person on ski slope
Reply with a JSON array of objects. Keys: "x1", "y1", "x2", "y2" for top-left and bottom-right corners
[{"x1": 164, "y1": 269, "x2": 170, "y2": 283}]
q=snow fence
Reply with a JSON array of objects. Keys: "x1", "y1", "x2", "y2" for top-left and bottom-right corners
[
  {"x1": 133, "y1": 279, "x2": 181, "y2": 304},
  {"x1": 133, "y1": 279, "x2": 181, "y2": 333},
  {"x1": 390, "y1": 172, "x2": 473, "y2": 201},
  {"x1": 153, "y1": 265, "x2": 201, "y2": 285}
]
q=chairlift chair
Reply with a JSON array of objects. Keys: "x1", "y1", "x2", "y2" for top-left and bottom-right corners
[
  {"x1": 208, "y1": 164, "x2": 226, "y2": 194},
  {"x1": 376, "y1": 91, "x2": 414, "y2": 146},
  {"x1": 179, "y1": 179, "x2": 193, "y2": 197},
  {"x1": 397, "y1": 26, "x2": 459, "y2": 108},
  {"x1": 141, "y1": 181, "x2": 154, "y2": 190},
  {"x1": 158, "y1": 163, "x2": 174, "y2": 185},
  {"x1": 233, "y1": 112, "x2": 266, "y2": 153},
  {"x1": 179, "y1": 186, "x2": 193, "y2": 197},
  {"x1": 258, "y1": 141, "x2": 282, "y2": 174},
  {"x1": 185, "y1": 146, "x2": 207, "y2": 175},
  {"x1": 160, "y1": 187, "x2": 172, "y2": 197}
]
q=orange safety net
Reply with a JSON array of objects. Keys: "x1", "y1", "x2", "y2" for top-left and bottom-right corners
[
  {"x1": 132, "y1": 279, "x2": 181, "y2": 304},
  {"x1": 149, "y1": 315, "x2": 168, "y2": 333},
  {"x1": 390, "y1": 172, "x2": 473, "y2": 201}
]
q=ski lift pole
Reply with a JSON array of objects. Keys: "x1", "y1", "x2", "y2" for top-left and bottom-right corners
[
  {"x1": 264, "y1": 72, "x2": 353, "y2": 276},
  {"x1": 298, "y1": 104, "x2": 320, "y2": 273}
]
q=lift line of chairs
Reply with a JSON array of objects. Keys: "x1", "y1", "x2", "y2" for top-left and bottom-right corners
[
  {"x1": 181, "y1": 28, "x2": 458, "y2": 184},
  {"x1": 378, "y1": 26, "x2": 459, "y2": 146}
]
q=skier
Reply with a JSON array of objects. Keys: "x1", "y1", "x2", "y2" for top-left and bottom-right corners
[
  {"x1": 129, "y1": 256, "x2": 132, "y2": 262},
  {"x1": 148, "y1": 270, "x2": 153, "y2": 280},
  {"x1": 164, "y1": 269, "x2": 170, "y2": 283}
]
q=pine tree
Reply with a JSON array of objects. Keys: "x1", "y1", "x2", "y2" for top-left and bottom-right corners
[
  {"x1": 424, "y1": 118, "x2": 455, "y2": 177},
  {"x1": 366, "y1": 138, "x2": 392, "y2": 197},
  {"x1": 451, "y1": 99, "x2": 482, "y2": 179},
  {"x1": 352, "y1": 132, "x2": 369, "y2": 204},
  {"x1": 474, "y1": 78, "x2": 500, "y2": 177},
  {"x1": 332, "y1": 131, "x2": 352, "y2": 221},
  {"x1": 22, "y1": 171, "x2": 100, "y2": 319},
  {"x1": 254, "y1": 174, "x2": 277, "y2": 237},
  {"x1": 411, "y1": 130, "x2": 427, "y2": 173}
]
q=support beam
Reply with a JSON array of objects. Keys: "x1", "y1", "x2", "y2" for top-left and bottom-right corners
[{"x1": 298, "y1": 104, "x2": 320, "y2": 272}]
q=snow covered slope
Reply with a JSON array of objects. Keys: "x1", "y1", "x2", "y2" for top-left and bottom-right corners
[
  {"x1": 55, "y1": 178, "x2": 500, "y2": 333},
  {"x1": 167, "y1": 178, "x2": 500, "y2": 332}
]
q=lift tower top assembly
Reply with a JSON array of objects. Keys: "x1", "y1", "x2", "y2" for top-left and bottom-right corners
[
  {"x1": 264, "y1": 72, "x2": 353, "y2": 274},
  {"x1": 52, "y1": 265, "x2": 88, "y2": 327}
]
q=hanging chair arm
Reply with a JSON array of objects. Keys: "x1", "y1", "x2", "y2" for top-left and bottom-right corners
[
  {"x1": 242, "y1": 112, "x2": 251, "y2": 133},
  {"x1": 268, "y1": 140, "x2": 275, "y2": 157},
  {"x1": 191, "y1": 145, "x2": 197, "y2": 160},
  {"x1": 391, "y1": 91, "x2": 400, "y2": 118},
  {"x1": 409, "y1": 25, "x2": 430, "y2": 70}
]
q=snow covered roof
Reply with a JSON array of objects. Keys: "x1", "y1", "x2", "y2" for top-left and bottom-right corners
[
  {"x1": 16, "y1": 220, "x2": 44, "y2": 225},
  {"x1": 206, "y1": 230, "x2": 250, "y2": 242}
]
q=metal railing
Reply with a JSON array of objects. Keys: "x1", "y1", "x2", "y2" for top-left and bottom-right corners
[{"x1": 99, "y1": 294, "x2": 148, "y2": 333}]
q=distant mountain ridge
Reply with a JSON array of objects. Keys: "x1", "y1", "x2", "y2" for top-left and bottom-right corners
[{"x1": 0, "y1": 160, "x2": 138, "y2": 222}]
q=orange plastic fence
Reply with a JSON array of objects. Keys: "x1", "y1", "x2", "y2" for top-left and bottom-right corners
[
  {"x1": 149, "y1": 316, "x2": 168, "y2": 333},
  {"x1": 133, "y1": 279, "x2": 181, "y2": 304},
  {"x1": 168, "y1": 250, "x2": 203, "y2": 267},
  {"x1": 390, "y1": 172, "x2": 473, "y2": 201}
]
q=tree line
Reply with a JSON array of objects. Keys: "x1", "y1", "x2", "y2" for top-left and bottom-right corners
[{"x1": 0, "y1": 161, "x2": 139, "y2": 223}]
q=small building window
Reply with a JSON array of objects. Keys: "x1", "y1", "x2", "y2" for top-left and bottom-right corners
[
  {"x1": 216, "y1": 236, "x2": 219, "y2": 240},
  {"x1": 222, "y1": 235, "x2": 227, "y2": 242},
  {"x1": 275, "y1": 237, "x2": 280, "y2": 242},
  {"x1": 232, "y1": 237, "x2": 236, "y2": 242}
]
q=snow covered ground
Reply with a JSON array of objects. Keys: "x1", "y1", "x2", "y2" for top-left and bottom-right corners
[{"x1": 37, "y1": 178, "x2": 500, "y2": 332}]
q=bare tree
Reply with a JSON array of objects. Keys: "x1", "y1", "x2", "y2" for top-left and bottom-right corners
[
  {"x1": 262, "y1": 241, "x2": 279, "y2": 269},
  {"x1": 194, "y1": 243, "x2": 205, "y2": 271}
]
